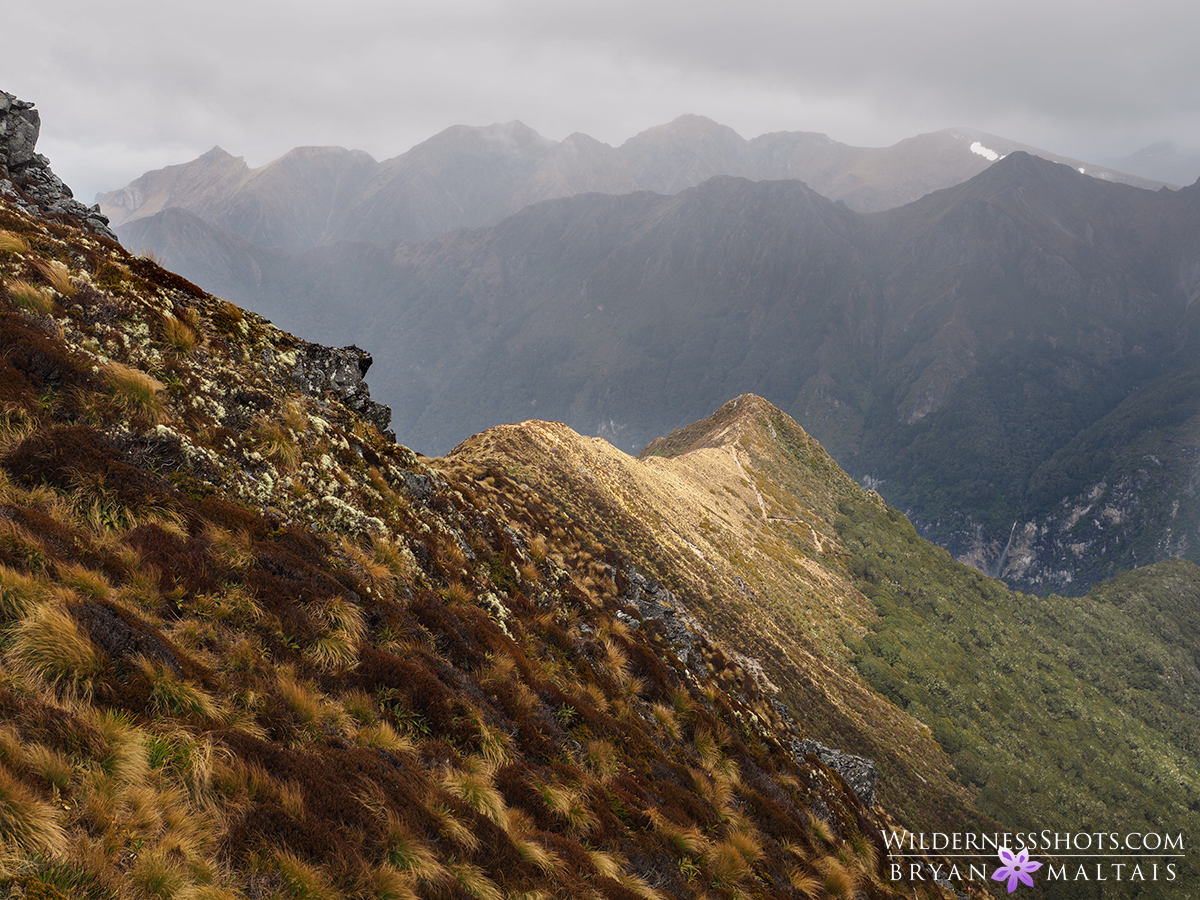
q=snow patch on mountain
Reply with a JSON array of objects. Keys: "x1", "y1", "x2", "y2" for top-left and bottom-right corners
[{"x1": 970, "y1": 141, "x2": 1000, "y2": 162}]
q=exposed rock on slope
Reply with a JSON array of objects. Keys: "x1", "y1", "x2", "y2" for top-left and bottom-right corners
[{"x1": 0, "y1": 91, "x2": 115, "y2": 240}]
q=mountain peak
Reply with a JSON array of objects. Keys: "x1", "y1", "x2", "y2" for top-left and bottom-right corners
[
  {"x1": 622, "y1": 114, "x2": 747, "y2": 148},
  {"x1": 199, "y1": 145, "x2": 237, "y2": 161},
  {"x1": 639, "y1": 394, "x2": 786, "y2": 459}
]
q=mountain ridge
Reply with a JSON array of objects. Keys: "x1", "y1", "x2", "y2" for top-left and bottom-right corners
[{"x1": 100, "y1": 116, "x2": 1174, "y2": 256}]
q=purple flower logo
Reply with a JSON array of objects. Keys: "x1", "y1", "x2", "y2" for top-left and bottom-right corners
[{"x1": 992, "y1": 847, "x2": 1042, "y2": 893}]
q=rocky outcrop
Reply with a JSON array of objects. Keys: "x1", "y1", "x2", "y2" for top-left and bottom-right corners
[
  {"x1": 793, "y1": 739, "x2": 879, "y2": 808},
  {"x1": 620, "y1": 568, "x2": 707, "y2": 677},
  {"x1": 290, "y1": 343, "x2": 394, "y2": 440},
  {"x1": 1, "y1": 90, "x2": 117, "y2": 240}
]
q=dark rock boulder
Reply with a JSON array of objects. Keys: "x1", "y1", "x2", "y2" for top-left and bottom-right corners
[
  {"x1": 291, "y1": 343, "x2": 393, "y2": 440},
  {"x1": 0, "y1": 89, "x2": 117, "y2": 240},
  {"x1": 621, "y1": 567, "x2": 706, "y2": 677},
  {"x1": 794, "y1": 738, "x2": 878, "y2": 807}
]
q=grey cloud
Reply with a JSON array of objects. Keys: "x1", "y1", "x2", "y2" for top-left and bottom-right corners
[{"x1": 9, "y1": 0, "x2": 1200, "y2": 202}]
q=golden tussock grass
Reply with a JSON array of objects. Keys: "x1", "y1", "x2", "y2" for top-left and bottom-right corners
[
  {"x1": 104, "y1": 361, "x2": 168, "y2": 425},
  {"x1": 691, "y1": 727, "x2": 723, "y2": 771},
  {"x1": 587, "y1": 848, "x2": 626, "y2": 880},
  {"x1": 711, "y1": 753, "x2": 741, "y2": 785},
  {"x1": 725, "y1": 827, "x2": 764, "y2": 865},
  {"x1": 57, "y1": 561, "x2": 112, "y2": 601},
  {"x1": 440, "y1": 579, "x2": 472, "y2": 607},
  {"x1": 275, "y1": 849, "x2": 342, "y2": 900},
  {"x1": 0, "y1": 727, "x2": 25, "y2": 771},
  {"x1": 187, "y1": 886, "x2": 241, "y2": 900},
  {"x1": 535, "y1": 780, "x2": 598, "y2": 836},
  {"x1": 278, "y1": 780, "x2": 307, "y2": 819},
  {"x1": 474, "y1": 718, "x2": 515, "y2": 768},
  {"x1": 528, "y1": 534, "x2": 548, "y2": 563},
  {"x1": 160, "y1": 314, "x2": 198, "y2": 354},
  {"x1": 429, "y1": 800, "x2": 479, "y2": 852},
  {"x1": 274, "y1": 667, "x2": 347, "y2": 738},
  {"x1": 340, "y1": 535, "x2": 410, "y2": 596},
  {"x1": 369, "y1": 864, "x2": 420, "y2": 900},
  {"x1": 441, "y1": 538, "x2": 468, "y2": 574},
  {"x1": 787, "y1": 866, "x2": 823, "y2": 899},
  {"x1": 0, "y1": 565, "x2": 42, "y2": 620},
  {"x1": 282, "y1": 399, "x2": 309, "y2": 433},
  {"x1": 193, "y1": 584, "x2": 262, "y2": 627},
  {"x1": 0, "y1": 230, "x2": 29, "y2": 253},
  {"x1": 617, "y1": 870, "x2": 667, "y2": 900},
  {"x1": 31, "y1": 258, "x2": 75, "y2": 297},
  {"x1": 582, "y1": 738, "x2": 619, "y2": 783},
  {"x1": 205, "y1": 524, "x2": 255, "y2": 571},
  {"x1": 0, "y1": 404, "x2": 34, "y2": 448},
  {"x1": 383, "y1": 815, "x2": 445, "y2": 885},
  {"x1": 649, "y1": 811, "x2": 710, "y2": 857},
  {"x1": 169, "y1": 734, "x2": 217, "y2": 801},
  {"x1": 26, "y1": 743, "x2": 74, "y2": 793},
  {"x1": 447, "y1": 861, "x2": 502, "y2": 900},
  {"x1": 691, "y1": 769, "x2": 733, "y2": 813},
  {"x1": 6, "y1": 278, "x2": 55, "y2": 314},
  {"x1": 650, "y1": 702, "x2": 682, "y2": 742},
  {"x1": 254, "y1": 419, "x2": 301, "y2": 472},
  {"x1": 807, "y1": 811, "x2": 835, "y2": 846},
  {"x1": 511, "y1": 834, "x2": 563, "y2": 874},
  {"x1": 371, "y1": 534, "x2": 415, "y2": 584},
  {"x1": 305, "y1": 596, "x2": 366, "y2": 674},
  {"x1": 846, "y1": 828, "x2": 879, "y2": 876},
  {"x1": 707, "y1": 840, "x2": 752, "y2": 889},
  {"x1": 355, "y1": 721, "x2": 413, "y2": 754},
  {"x1": 0, "y1": 760, "x2": 68, "y2": 860},
  {"x1": 92, "y1": 710, "x2": 151, "y2": 787},
  {"x1": 816, "y1": 855, "x2": 858, "y2": 898},
  {"x1": 341, "y1": 689, "x2": 377, "y2": 726},
  {"x1": 440, "y1": 757, "x2": 506, "y2": 826},
  {"x1": 6, "y1": 601, "x2": 101, "y2": 699},
  {"x1": 140, "y1": 658, "x2": 221, "y2": 724},
  {"x1": 129, "y1": 854, "x2": 189, "y2": 900},
  {"x1": 597, "y1": 637, "x2": 631, "y2": 685}
]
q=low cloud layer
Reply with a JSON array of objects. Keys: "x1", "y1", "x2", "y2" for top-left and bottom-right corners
[{"x1": 11, "y1": 0, "x2": 1200, "y2": 202}]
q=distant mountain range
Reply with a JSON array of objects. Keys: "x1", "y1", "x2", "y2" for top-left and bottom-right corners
[
  {"x1": 100, "y1": 115, "x2": 1171, "y2": 251},
  {"x1": 1108, "y1": 140, "x2": 1200, "y2": 188}
]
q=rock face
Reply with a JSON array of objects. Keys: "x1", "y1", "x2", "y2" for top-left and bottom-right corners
[
  {"x1": 0, "y1": 90, "x2": 117, "y2": 240},
  {"x1": 620, "y1": 567, "x2": 706, "y2": 677},
  {"x1": 794, "y1": 739, "x2": 879, "y2": 808},
  {"x1": 290, "y1": 343, "x2": 394, "y2": 440}
]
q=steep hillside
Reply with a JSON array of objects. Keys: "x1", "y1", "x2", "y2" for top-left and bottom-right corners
[
  {"x1": 0, "y1": 102, "x2": 981, "y2": 900},
  {"x1": 458, "y1": 396, "x2": 1200, "y2": 898}
]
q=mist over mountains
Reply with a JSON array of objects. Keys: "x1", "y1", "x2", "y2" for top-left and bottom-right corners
[{"x1": 101, "y1": 115, "x2": 1171, "y2": 252}]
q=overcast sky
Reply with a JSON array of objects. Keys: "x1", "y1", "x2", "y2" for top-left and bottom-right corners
[{"x1": 9, "y1": 0, "x2": 1200, "y2": 203}]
